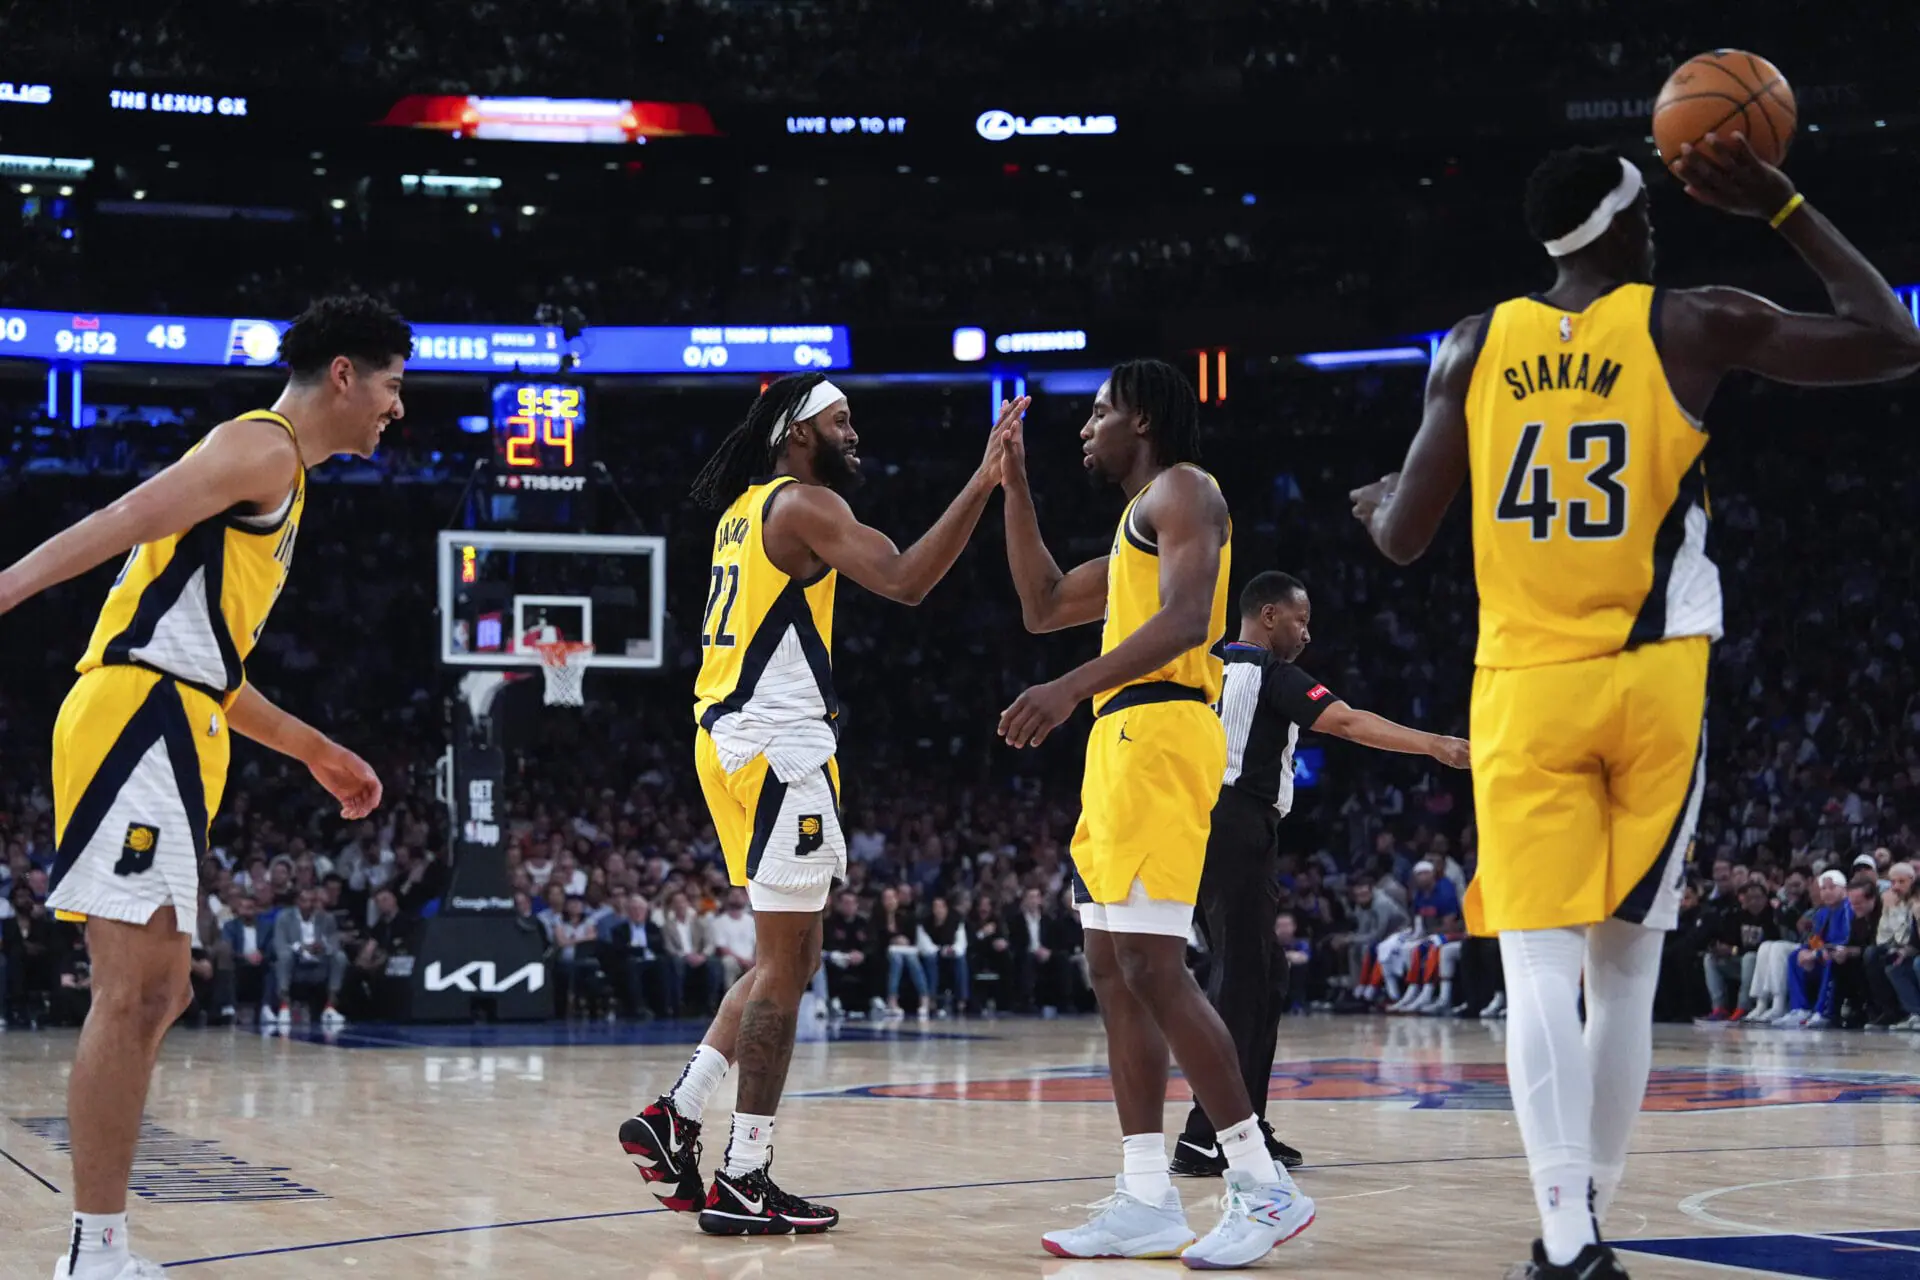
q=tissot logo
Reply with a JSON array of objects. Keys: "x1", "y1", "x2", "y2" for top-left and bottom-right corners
[
  {"x1": 423, "y1": 960, "x2": 545, "y2": 994},
  {"x1": 975, "y1": 110, "x2": 1117, "y2": 142}
]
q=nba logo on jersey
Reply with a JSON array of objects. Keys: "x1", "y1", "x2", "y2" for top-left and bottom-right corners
[{"x1": 1558, "y1": 315, "x2": 1573, "y2": 343}]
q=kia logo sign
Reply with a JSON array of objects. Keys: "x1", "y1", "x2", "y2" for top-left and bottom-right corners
[
  {"x1": 975, "y1": 111, "x2": 1117, "y2": 142},
  {"x1": 424, "y1": 960, "x2": 546, "y2": 994}
]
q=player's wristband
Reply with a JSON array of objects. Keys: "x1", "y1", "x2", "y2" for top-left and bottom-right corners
[{"x1": 1768, "y1": 192, "x2": 1806, "y2": 230}]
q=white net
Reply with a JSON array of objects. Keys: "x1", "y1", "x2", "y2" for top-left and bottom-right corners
[{"x1": 535, "y1": 643, "x2": 593, "y2": 707}]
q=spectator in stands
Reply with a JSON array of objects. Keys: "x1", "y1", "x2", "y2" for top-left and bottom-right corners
[
  {"x1": 658, "y1": 889, "x2": 715, "y2": 1017},
  {"x1": 1334, "y1": 876, "x2": 1407, "y2": 1010},
  {"x1": 4, "y1": 885, "x2": 60, "y2": 1027},
  {"x1": 1656, "y1": 882, "x2": 1713, "y2": 1022},
  {"x1": 222, "y1": 893, "x2": 272, "y2": 1023},
  {"x1": 610, "y1": 894, "x2": 667, "y2": 1020},
  {"x1": 1704, "y1": 882, "x2": 1784, "y2": 1020},
  {"x1": 548, "y1": 896, "x2": 602, "y2": 1017},
  {"x1": 872, "y1": 886, "x2": 931, "y2": 1020},
  {"x1": 1833, "y1": 882, "x2": 1881, "y2": 1029},
  {"x1": 270, "y1": 887, "x2": 347, "y2": 1028},
  {"x1": 823, "y1": 889, "x2": 873, "y2": 1016},
  {"x1": 341, "y1": 887, "x2": 411, "y2": 1021},
  {"x1": 1383, "y1": 861, "x2": 1463, "y2": 1014},
  {"x1": 919, "y1": 893, "x2": 968, "y2": 1016},
  {"x1": 967, "y1": 892, "x2": 1012, "y2": 1013},
  {"x1": 1865, "y1": 862, "x2": 1918, "y2": 1028},
  {"x1": 54, "y1": 928, "x2": 91, "y2": 1027},
  {"x1": 708, "y1": 888, "x2": 756, "y2": 992},
  {"x1": 1781, "y1": 871, "x2": 1857, "y2": 1028}
]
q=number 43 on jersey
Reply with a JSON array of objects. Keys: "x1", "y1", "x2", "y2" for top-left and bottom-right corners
[{"x1": 1496, "y1": 419, "x2": 1627, "y2": 541}]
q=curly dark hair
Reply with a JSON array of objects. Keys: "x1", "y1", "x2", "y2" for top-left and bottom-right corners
[
  {"x1": 279, "y1": 295, "x2": 414, "y2": 379},
  {"x1": 1109, "y1": 358, "x2": 1201, "y2": 465}
]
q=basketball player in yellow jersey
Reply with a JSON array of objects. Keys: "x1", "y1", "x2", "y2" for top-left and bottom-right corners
[
  {"x1": 1352, "y1": 137, "x2": 1920, "y2": 1279},
  {"x1": 620, "y1": 372, "x2": 1027, "y2": 1236},
  {"x1": 999, "y1": 359, "x2": 1313, "y2": 1270},
  {"x1": 0, "y1": 296, "x2": 411, "y2": 1280}
]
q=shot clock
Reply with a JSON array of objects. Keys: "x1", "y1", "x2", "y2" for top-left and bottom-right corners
[{"x1": 491, "y1": 382, "x2": 587, "y2": 487}]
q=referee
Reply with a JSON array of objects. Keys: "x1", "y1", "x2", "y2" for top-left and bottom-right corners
[{"x1": 1172, "y1": 571, "x2": 1471, "y2": 1177}]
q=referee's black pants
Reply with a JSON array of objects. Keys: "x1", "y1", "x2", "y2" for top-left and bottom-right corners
[{"x1": 1180, "y1": 785, "x2": 1287, "y2": 1145}]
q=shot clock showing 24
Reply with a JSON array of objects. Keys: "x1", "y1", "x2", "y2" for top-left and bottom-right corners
[{"x1": 492, "y1": 381, "x2": 587, "y2": 490}]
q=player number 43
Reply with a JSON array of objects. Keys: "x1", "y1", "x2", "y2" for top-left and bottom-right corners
[{"x1": 1495, "y1": 420, "x2": 1627, "y2": 541}]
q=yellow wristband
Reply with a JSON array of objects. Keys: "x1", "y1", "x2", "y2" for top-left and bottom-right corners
[{"x1": 1769, "y1": 191, "x2": 1806, "y2": 230}]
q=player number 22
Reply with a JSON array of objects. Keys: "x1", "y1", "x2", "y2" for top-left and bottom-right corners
[
  {"x1": 702, "y1": 564, "x2": 740, "y2": 647},
  {"x1": 1495, "y1": 420, "x2": 1627, "y2": 541}
]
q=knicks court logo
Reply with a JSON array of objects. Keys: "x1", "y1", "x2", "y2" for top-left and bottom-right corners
[
  {"x1": 114, "y1": 823, "x2": 160, "y2": 877},
  {"x1": 796, "y1": 815, "x2": 824, "y2": 856},
  {"x1": 801, "y1": 1059, "x2": 1920, "y2": 1112}
]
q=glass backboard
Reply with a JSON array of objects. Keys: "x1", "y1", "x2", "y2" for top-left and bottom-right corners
[{"x1": 437, "y1": 530, "x2": 666, "y2": 669}]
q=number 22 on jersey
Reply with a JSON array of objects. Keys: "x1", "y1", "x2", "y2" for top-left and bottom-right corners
[
  {"x1": 1495, "y1": 419, "x2": 1627, "y2": 541},
  {"x1": 702, "y1": 562, "x2": 740, "y2": 646}
]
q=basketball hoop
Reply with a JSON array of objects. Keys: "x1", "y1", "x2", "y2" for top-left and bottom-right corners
[{"x1": 531, "y1": 640, "x2": 593, "y2": 707}]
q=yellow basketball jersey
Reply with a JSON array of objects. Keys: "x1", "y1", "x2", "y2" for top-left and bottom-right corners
[
  {"x1": 694, "y1": 476, "x2": 838, "y2": 733},
  {"x1": 1092, "y1": 464, "x2": 1231, "y2": 714},
  {"x1": 78, "y1": 409, "x2": 306, "y2": 705},
  {"x1": 1465, "y1": 283, "x2": 1721, "y2": 669}
]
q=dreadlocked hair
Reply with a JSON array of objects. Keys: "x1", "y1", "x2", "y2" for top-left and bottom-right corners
[
  {"x1": 1110, "y1": 358, "x2": 1202, "y2": 465},
  {"x1": 688, "y1": 372, "x2": 830, "y2": 510}
]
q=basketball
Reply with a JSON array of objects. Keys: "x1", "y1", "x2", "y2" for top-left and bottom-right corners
[{"x1": 1652, "y1": 50, "x2": 1796, "y2": 170}]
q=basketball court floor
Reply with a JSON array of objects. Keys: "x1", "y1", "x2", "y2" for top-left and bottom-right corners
[{"x1": 2, "y1": 1016, "x2": 1917, "y2": 1279}]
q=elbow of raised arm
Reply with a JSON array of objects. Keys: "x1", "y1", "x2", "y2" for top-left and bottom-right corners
[{"x1": 1376, "y1": 525, "x2": 1427, "y2": 567}]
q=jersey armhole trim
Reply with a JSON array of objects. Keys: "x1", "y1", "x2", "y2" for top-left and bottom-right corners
[{"x1": 1648, "y1": 287, "x2": 1707, "y2": 433}]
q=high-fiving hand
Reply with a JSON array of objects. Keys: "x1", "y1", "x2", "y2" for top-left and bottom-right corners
[{"x1": 977, "y1": 395, "x2": 1032, "y2": 487}]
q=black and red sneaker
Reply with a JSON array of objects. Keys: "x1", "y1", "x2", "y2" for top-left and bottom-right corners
[
  {"x1": 698, "y1": 1164, "x2": 839, "y2": 1236},
  {"x1": 618, "y1": 1096, "x2": 704, "y2": 1211}
]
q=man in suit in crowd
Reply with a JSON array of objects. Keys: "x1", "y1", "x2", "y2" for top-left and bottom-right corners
[
  {"x1": 221, "y1": 892, "x2": 274, "y2": 1021},
  {"x1": 611, "y1": 894, "x2": 670, "y2": 1020},
  {"x1": 270, "y1": 887, "x2": 347, "y2": 1028}
]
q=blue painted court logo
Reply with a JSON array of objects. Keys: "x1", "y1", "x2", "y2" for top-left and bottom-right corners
[{"x1": 801, "y1": 1058, "x2": 1920, "y2": 1112}]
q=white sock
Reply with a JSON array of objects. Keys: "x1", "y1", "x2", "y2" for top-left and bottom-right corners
[
  {"x1": 1500, "y1": 927, "x2": 1597, "y2": 1266},
  {"x1": 1217, "y1": 1115, "x2": 1286, "y2": 1188},
  {"x1": 1583, "y1": 919, "x2": 1662, "y2": 1227},
  {"x1": 1435, "y1": 980, "x2": 1454, "y2": 1007},
  {"x1": 1120, "y1": 1133, "x2": 1172, "y2": 1203},
  {"x1": 66, "y1": 1212, "x2": 129, "y2": 1280},
  {"x1": 667, "y1": 1044, "x2": 730, "y2": 1123},
  {"x1": 722, "y1": 1111, "x2": 775, "y2": 1178}
]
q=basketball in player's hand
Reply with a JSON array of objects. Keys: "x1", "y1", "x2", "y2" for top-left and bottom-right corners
[{"x1": 1652, "y1": 51, "x2": 1796, "y2": 171}]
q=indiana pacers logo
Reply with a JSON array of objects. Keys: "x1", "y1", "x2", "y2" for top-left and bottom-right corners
[
  {"x1": 796, "y1": 814, "x2": 825, "y2": 856},
  {"x1": 114, "y1": 823, "x2": 160, "y2": 877}
]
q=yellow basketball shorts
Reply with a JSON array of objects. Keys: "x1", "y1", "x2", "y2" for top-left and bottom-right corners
[
  {"x1": 47, "y1": 666, "x2": 230, "y2": 936},
  {"x1": 1466, "y1": 636, "x2": 1709, "y2": 936},
  {"x1": 694, "y1": 729, "x2": 844, "y2": 911},
  {"x1": 1070, "y1": 688, "x2": 1227, "y2": 907}
]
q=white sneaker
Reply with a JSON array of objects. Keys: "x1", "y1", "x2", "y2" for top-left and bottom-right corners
[
  {"x1": 1802, "y1": 1013, "x2": 1831, "y2": 1029},
  {"x1": 1479, "y1": 992, "x2": 1507, "y2": 1019},
  {"x1": 52, "y1": 1251, "x2": 169, "y2": 1278},
  {"x1": 1741, "y1": 1005, "x2": 1775, "y2": 1023},
  {"x1": 320, "y1": 1007, "x2": 346, "y2": 1030},
  {"x1": 1042, "y1": 1176, "x2": 1196, "y2": 1259},
  {"x1": 1895, "y1": 1015, "x2": 1920, "y2": 1032},
  {"x1": 1777, "y1": 1009, "x2": 1811, "y2": 1028},
  {"x1": 1388, "y1": 986, "x2": 1425, "y2": 1013},
  {"x1": 1415, "y1": 988, "x2": 1451, "y2": 1016},
  {"x1": 1180, "y1": 1169, "x2": 1316, "y2": 1269}
]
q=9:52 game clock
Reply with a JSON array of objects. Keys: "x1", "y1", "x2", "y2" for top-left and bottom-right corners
[{"x1": 492, "y1": 382, "x2": 588, "y2": 490}]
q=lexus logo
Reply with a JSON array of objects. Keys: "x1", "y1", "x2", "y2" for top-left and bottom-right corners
[{"x1": 975, "y1": 110, "x2": 1118, "y2": 142}]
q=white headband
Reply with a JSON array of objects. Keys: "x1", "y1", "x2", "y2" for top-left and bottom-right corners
[
  {"x1": 1542, "y1": 158, "x2": 1644, "y2": 258},
  {"x1": 770, "y1": 379, "x2": 846, "y2": 448}
]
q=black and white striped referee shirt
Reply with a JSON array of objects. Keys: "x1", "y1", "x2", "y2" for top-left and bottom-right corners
[{"x1": 1217, "y1": 642, "x2": 1337, "y2": 818}]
